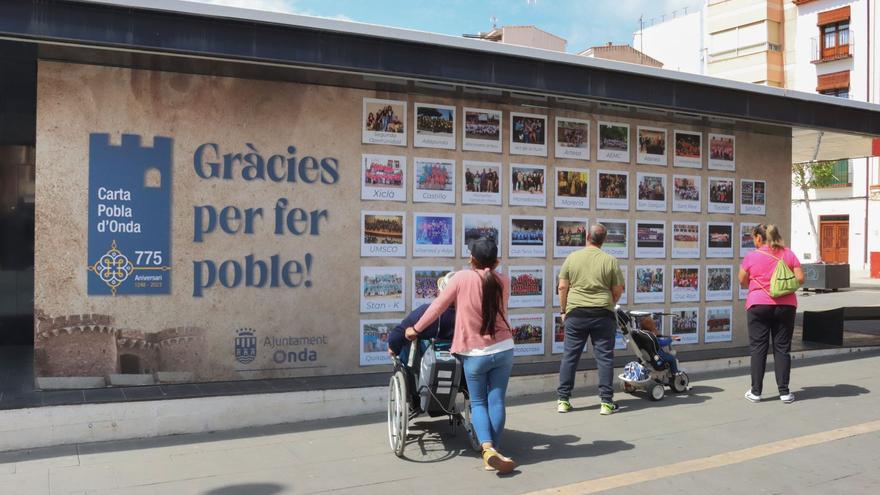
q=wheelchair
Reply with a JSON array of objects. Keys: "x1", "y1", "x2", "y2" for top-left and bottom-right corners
[
  {"x1": 615, "y1": 307, "x2": 690, "y2": 401},
  {"x1": 387, "y1": 338, "x2": 481, "y2": 457}
]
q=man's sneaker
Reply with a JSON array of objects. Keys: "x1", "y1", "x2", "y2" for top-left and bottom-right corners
[
  {"x1": 599, "y1": 401, "x2": 618, "y2": 415},
  {"x1": 557, "y1": 399, "x2": 572, "y2": 413},
  {"x1": 779, "y1": 393, "x2": 795, "y2": 403},
  {"x1": 745, "y1": 390, "x2": 761, "y2": 403}
]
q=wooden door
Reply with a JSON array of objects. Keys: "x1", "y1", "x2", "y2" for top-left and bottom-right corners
[{"x1": 820, "y1": 221, "x2": 849, "y2": 263}]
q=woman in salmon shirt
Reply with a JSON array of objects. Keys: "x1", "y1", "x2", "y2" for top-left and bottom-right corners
[
  {"x1": 738, "y1": 224, "x2": 805, "y2": 404},
  {"x1": 405, "y1": 237, "x2": 516, "y2": 474}
]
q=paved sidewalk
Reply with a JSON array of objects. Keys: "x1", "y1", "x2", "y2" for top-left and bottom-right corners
[{"x1": 1, "y1": 350, "x2": 879, "y2": 495}]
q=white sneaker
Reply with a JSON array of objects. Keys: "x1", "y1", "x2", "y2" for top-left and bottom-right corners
[
  {"x1": 780, "y1": 393, "x2": 795, "y2": 403},
  {"x1": 744, "y1": 390, "x2": 761, "y2": 403}
]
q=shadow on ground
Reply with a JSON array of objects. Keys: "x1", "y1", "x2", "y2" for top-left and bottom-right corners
[
  {"x1": 794, "y1": 384, "x2": 870, "y2": 401},
  {"x1": 204, "y1": 483, "x2": 286, "y2": 495},
  {"x1": 503, "y1": 429, "x2": 634, "y2": 467}
]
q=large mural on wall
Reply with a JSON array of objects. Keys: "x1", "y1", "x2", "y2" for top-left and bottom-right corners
[{"x1": 34, "y1": 61, "x2": 790, "y2": 385}]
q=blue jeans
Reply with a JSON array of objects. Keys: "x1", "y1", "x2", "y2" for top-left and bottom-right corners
[{"x1": 460, "y1": 349, "x2": 514, "y2": 447}]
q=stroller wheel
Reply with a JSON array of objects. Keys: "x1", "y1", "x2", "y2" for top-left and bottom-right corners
[
  {"x1": 649, "y1": 382, "x2": 665, "y2": 401},
  {"x1": 671, "y1": 372, "x2": 689, "y2": 393}
]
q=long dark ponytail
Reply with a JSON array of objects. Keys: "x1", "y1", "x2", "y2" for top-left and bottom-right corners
[{"x1": 479, "y1": 269, "x2": 506, "y2": 338}]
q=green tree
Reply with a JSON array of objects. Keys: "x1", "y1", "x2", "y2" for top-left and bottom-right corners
[{"x1": 792, "y1": 160, "x2": 838, "y2": 261}]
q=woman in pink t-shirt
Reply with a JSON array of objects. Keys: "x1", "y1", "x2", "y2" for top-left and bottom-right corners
[
  {"x1": 738, "y1": 224, "x2": 805, "y2": 404},
  {"x1": 405, "y1": 237, "x2": 516, "y2": 474}
]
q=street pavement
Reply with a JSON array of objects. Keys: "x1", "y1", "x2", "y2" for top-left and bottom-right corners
[{"x1": 1, "y1": 350, "x2": 879, "y2": 495}]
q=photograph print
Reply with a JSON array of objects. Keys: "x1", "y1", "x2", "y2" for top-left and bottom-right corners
[
  {"x1": 462, "y1": 214, "x2": 502, "y2": 258},
  {"x1": 740, "y1": 179, "x2": 766, "y2": 215},
  {"x1": 706, "y1": 222, "x2": 734, "y2": 258},
  {"x1": 740, "y1": 222, "x2": 758, "y2": 256},
  {"x1": 462, "y1": 160, "x2": 502, "y2": 205},
  {"x1": 597, "y1": 121, "x2": 630, "y2": 163},
  {"x1": 618, "y1": 265, "x2": 628, "y2": 305},
  {"x1": 414, "y1": 102, "x2": 455, "y2": 149},
  {"x1": 599, "y1": 219, "x2": 628, "y2": 258},
  {"x1": 673, "y1": 130, "x2": 702, "y2": 168},
  {"x1": 636, "y1": 172, "x2": 667, "y2": 211},
  {"x1": 361, "y1": 211, "x2": 406, "y2": 257},
  {"x1": 412, "y1": 266, "x2": 454, "y2": 307},
  {"x1": 553, "y1": 265, "x2": 562, "y2": 307},
  {"x1": 508, "y1": 265, "x2": 546, "y2": 308},
  {"x1": 510, "y1": 313, "x2": 545, "y2": 356},
  {"x1": 360, "y1": 266, "x2": 405, "y2": 313},
  {"x1": 596, "y1": 170, "x2": 629, "y2": 210},
  {"x1": 412, "y1": 158, "x2": 455, "y2": 204},
  {"x1": 708, "y1": 133, "x2": 735, "y2": 171},
  {"x1": 510, "y1": 163, "x2": 547, "y2": 206},
  {"x1": 672, "y1": 174, "x2": 701, "y2": 212},
  {"x1": 708, "y1": 177, "x2": 735, "y2": 213},
  {"x1": 635, "y1": 220, "x2": 666, "y2": 258},
  {"x1": 413, "y1": 213, "x2": 455, "y2": 257},
  {"x1": 510, "y1": 112, "x2": 547, "y2": 156},
  {"x1": 555, "y1": 117, "x2": 590, "y2": 160},
  {"x1": 705, "y1": 306, "x2": 733, "y2": 343},
  {"x1": 705, "y1": 265, "x2": 733, "y2": 301},
  {"x1": 462, "y1": 107, "x2": 502, "y2": 153},
  {"x1": 359, "y1": 319, "x2": 395, "y2": 366},
  {"x1": 509, "y1": 215, "x2": 546, "y2": 258},
  {"x1": 363, "y1": 98, "x2": 406, "y2": 146},
  {"x1": 552, "y1": 313, "x2": 565, "y2": 354},
  {"x1": 671, "y1": 308, "x2": 699, "y2": 344},
  {"x1": 671, "y1": 265, "x2": 700, "y2": 303},
  {"x1": 671, "y1": 221, "x2": 700, "y2": 258},
  {"x1": 361, "y1": 154, "x2": 406, "y2": 202},
  {"x1": 637, "y1": 126, "x2": 667, "y2": 165},
  {"x1": 634, "y1": 264, "x2": 665, "y2": 304},
  {"x1": 554, "y1": 217, "x2": 588, "y2": 258},
  {"x1": 555, "y1": 167, "x2": 590, "y2": 209}
]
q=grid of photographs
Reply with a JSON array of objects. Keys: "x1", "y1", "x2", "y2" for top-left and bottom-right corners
[
  {"x1": 637, "y1": 126, "x2": 667, "y2": 165},
  {"x1": 555, "y1": 117, "x2": 590, "y2": 160},
  {"x1": 555, "y1": 167, "x2": 590, "y2": 209},
  {"x1": 357, "y1": 97, "x2": 767, "y2": 360},
  {"x1": 708, "y1": 134, "x2": 735, "y2": 171}
]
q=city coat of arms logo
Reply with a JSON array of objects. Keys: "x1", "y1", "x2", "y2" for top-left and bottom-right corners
[{"x1": 235, "y1": 328, "x2": 257, "y2": 365}]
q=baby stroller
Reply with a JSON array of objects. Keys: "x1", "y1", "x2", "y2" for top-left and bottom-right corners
[
  {"x1": 615, "y1": 307, "x2": 690, "y2": 401},
  {"x1": 387, "y1": 338, "x2": 481, "y2": 457}
]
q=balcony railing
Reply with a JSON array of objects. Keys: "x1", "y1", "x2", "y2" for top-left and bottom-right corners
[{"x1": 812, "y1": 33, "x2": 854, "y2": 63}]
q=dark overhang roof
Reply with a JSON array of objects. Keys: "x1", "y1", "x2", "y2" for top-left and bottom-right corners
[{"x1": 1, "y1": 0, "x2": 879, "y2": 137}]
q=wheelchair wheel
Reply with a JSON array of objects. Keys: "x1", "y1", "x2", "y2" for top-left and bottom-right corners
[
  {"x1": 649, "y1": 382, "x2": 665, "y2": 401},
  {"x1": 387, "y1": 370, "x2": 409, "y2": 457},
  {"x1": 461, "y1": 394, "x2": 481, "y2": 452},
  {"x1": 671, "y1": 372, "x2": 689, "y2": 393}
]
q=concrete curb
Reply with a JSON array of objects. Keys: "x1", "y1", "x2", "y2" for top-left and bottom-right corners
[{"x1": 1, "y1": 346, "x2": 877, "y2": 453}]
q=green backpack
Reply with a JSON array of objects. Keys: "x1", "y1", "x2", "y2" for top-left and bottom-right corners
[{"x1": 757, "y1": 250, "x2": 800, "y2": 297}]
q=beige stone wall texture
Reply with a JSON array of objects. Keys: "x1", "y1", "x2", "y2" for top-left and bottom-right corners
[{"x1": 35, "y1": 61, "x2": 792, "y2": 382}]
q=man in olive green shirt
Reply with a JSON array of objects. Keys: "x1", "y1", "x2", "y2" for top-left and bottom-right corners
[{"x1": 556, "y1": 223, "x2": 624, "y2": 415}]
